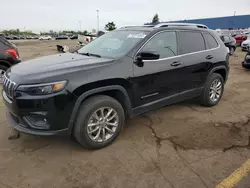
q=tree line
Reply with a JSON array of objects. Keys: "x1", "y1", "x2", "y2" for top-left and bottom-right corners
[{"x1": 1, "y1": 15, "x2": 160, "y2": 35}]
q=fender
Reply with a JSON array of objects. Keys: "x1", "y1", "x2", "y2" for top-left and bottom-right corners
[
  {"x1": 207, "y1": 65, "x2": 228, "y2": 82},
  {"x1": 0, "y1": 60, "x2": 12, "y2": 67},
  {"x1": 68, "y1": 85, "x2": 132, "y2": 132}
]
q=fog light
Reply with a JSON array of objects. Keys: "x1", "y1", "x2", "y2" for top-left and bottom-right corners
[{"x1": 23, "y1": 114, "x2": 50, "y2": 130}]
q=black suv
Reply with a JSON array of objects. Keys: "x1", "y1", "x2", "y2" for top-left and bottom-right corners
[
  {"x1": 0, "y1": 37, "x2": 21, "y2": 83},
  {"x1": 2, "y1": 26, "x2": 229, "y2": 149}
]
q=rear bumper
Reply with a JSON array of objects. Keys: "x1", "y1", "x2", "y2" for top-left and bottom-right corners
[{"x1": 6, "y1": 112, "x2": 69, "y2": 136}]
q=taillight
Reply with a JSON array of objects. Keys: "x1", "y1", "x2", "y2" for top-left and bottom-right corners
[{"x1": 6, "y1": 49, "x2": 19, "y2": 59}]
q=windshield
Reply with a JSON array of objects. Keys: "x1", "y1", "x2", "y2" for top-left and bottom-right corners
[{"x1": 78, "y1": 30, "x2": 149, "y2": 58}]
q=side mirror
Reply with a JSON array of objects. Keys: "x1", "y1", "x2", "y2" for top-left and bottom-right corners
[{"x1": 137, "y1": 51, "x2": 160, "y2": 60}]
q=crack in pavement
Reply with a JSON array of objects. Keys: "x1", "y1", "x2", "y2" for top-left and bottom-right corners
[
  {"x1": 20, "y1": 144, "x2": 51, "y2": 153},
  {"x1": 223, "y1": 136, "x2": 250, "y2": 152},
  {"x1": 142, "y1": 114, "x2": 209, "y2": 188},
  {"x1": 150, "y1": 157, "x2": 176, "y2": 188}
]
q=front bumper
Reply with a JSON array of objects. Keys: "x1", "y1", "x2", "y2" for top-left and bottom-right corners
[
  {"x1": 6, "y1": 112, "x2": 68, "y2": 136},
  {"x1": 2, "y1": 89, "x2": 76, "y2": 136},
  {"x1": 241, "y1": 45, "x2": 249, "y2": 51}
]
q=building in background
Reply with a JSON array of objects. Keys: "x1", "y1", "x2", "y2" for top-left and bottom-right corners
[{"x1": 145, "y1": 15, "x2": 250, "y2": 29}]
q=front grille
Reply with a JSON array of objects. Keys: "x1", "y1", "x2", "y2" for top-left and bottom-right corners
[{"x1": 3, "y1": 75, "x2": 16, "y2": 99}]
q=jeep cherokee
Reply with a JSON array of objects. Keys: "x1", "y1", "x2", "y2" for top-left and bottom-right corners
[{"x1": 2, "y1": 26, "x2": 229, "y2": 149}]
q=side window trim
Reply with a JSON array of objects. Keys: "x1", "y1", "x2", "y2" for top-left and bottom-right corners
[
  {"x1": 134, "y1": 30, "x2": 178, "y2": 61},
  {"x1": 176, "y1": 31, "x2": 220, "y2": 56},
  {"x1": 134, "y1": 30, "x2": 221, "y2": 62}
]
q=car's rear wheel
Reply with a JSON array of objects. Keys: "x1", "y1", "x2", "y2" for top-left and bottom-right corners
[
  {"x1": 0, "y1": 65, "x2": 8, "y2": 84},
  {"x1": 74, "y1": 95, "x2": 125, "y2": 150},
  {"x1": 200, "y1": 73, "x2": 224, "y2": 107}
]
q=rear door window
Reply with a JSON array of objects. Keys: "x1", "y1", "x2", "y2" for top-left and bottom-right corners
[
  {"x1": 203, "y1": 33, "x2": 218, "y2": 49},
  {"x1": 178, "y1": 31, "x2": 206, "y2": 54}
]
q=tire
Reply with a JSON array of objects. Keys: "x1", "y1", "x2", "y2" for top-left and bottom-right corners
[
  {"x1": 229, "y1": 47, "x2": 235, "y2": 55},
  {"x1": 200, "y1": 73, "x2": 224, "y2": 107},
  {"x1": 0, "y1": 65, "x2": 9, "y2": 84},
  {"x1": 73, "y1": 95, "x2": 125, "y2": 150}
]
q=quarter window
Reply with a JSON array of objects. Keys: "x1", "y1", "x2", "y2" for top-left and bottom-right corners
[
  {"x1": 179, "y1": 31, "x2": 206, "y2": 54},
  {"x1": 203, "y1": 33, "x2": 218, "y2": 49},
  {"x1": 141, "y1": 31, "x2": 177, "y2": 59}
]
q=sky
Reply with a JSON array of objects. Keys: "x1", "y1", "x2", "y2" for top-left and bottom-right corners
[{"x1": 1, "y1": 0, "x2": 249, "y2": 33}]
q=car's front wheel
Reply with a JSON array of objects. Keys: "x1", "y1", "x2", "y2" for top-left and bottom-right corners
[
  {"x1": 200, "y1": 73, "x2": 224, "y2": 107},
  {"x1": 74, "y1": 95, "x2": 125, "y2": 150}
]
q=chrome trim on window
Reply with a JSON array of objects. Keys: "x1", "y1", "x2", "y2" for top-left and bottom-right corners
[{"x1": 134, "y1": 30, "x2": 221, "y2": 62}]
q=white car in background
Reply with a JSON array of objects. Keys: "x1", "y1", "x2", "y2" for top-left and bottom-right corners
[
  {"x1": 241, "y1": 34, "x2": 250, "y2": 51},
  {"x1": 39, "y1": 36, "x2": 52, "y2": 40}
]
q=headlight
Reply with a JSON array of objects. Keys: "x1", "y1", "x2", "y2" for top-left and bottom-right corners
[{"x1": 17, "y1": 81, "x2": 67, "y2": 95}]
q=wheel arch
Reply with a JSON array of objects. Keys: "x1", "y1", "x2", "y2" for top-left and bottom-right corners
[
  {"x1": 208, "y1": 66, "x2": 227, "y2": 82},
  {"x1": 68, "y1": 84, "x2": 133, "y2": 133},
  {"x1": 0, "y1": 60, "x2": 11, "y2": 69}
]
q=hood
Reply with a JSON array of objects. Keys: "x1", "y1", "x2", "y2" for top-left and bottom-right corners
[
  {"x1": 10, "y1": 53, "x2": 113, "y2": 76},
  {"x1": 8, "y1": 53, "x2": 114, "y2": 83},
  {"x1": 242, "y1": 39, "x2": 250, "y2": 44}
]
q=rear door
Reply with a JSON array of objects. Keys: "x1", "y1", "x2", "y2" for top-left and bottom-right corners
[{"x1": 177, "y1": 31, "x2": 212, "y2": 92}]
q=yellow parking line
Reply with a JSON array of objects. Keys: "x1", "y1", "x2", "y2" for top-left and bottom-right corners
[{"x1": 216, "y1": 159, "x2": 250, "y2": 188}]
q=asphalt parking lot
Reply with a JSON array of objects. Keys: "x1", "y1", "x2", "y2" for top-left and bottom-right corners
[{"x1": 0, "y1": 40, "x2": 250, "y2": 188}]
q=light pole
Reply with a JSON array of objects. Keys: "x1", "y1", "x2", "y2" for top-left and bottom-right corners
[
  {"x1": 96, "y1": 10, "x2": 99, "y2": 33},
  {"x1": 78, "y1": 20, "x2": 82, "y2": 31}
]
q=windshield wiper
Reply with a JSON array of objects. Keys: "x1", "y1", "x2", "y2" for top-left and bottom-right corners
[{"x1": 78, "y1": 52, "x2": 101, "y2": 58}]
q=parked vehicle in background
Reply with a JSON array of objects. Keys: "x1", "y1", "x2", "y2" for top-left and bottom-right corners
[
  {"x1": 39, "y1": 36, "x2": 52, "y2": 40},
  {"x1": 242, "y1": 47, "x2": 250, "y2": 69},
  {"x1": 11, "y1": 35, "x2": 20, "y2": 40},
  {"x1": 241, "y1": 34, "x2": 250, "y2": 51},
  {"x1": 77, "y1": 34, "x2": 96, "y2": 46},
  {"x1": 26, "y1": 36, "x2": 33, "y2": 39},
  {"x1": 55, "y1": 35, "x2": 68, "y2": 40},
  {"x1": 70, "y1": 35, "x2": 78, "y2": 40},
  {"x1": 0, "y1": 37, "x2": 21, "y2": 83},
  {"x1": 220, "y1": 34, "x2": 236, "y2": 55},
  {"x1": 2, "y1": 26, "x2": 229, "y2": 149},
  {"x1": 233, "y1": 34, "x2": 247, "y2": 46},
  {"x1": 4, "y1": 36, "x2": 12, "y2": 40}
]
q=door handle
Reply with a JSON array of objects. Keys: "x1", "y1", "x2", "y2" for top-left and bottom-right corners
[
  {"x1": 206, "y1": 55, "x2": 214, "y2": 60},
  {"x1": 171, "y1": 61, "x2": 182, "y2": 67}
]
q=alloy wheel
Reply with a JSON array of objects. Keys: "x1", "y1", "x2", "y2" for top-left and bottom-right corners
[
  {"x1": 87, "y1": 107, "x2": 119, "y2": 143},
  {"x1": 209, "y1": 79, "x2": 222, "y2": 102}
]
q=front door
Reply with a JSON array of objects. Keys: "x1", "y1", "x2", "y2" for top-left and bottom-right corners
[{"x1": 131, "y1": 31, "x2": 186, "y2": 107}]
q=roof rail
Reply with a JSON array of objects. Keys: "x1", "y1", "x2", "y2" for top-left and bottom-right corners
[
  {"x1": 120, "y1": 25, "x2": 154, "y2": 29},
  {"x1": 120, "y1": 23, "x2": 209, "y2": 30},
  {"x1": 153, "y1": 23, "x2": 209, "y2": 29}
]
